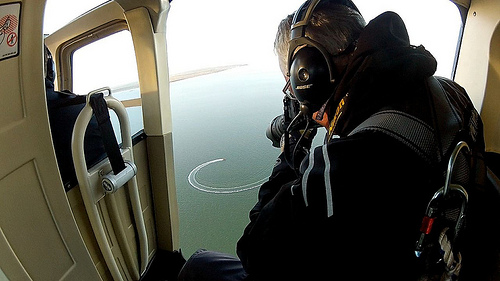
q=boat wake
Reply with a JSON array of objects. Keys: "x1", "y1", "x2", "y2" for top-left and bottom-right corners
[{"x1": 188, "y1": 158, "x2": 267, "y2": 194}]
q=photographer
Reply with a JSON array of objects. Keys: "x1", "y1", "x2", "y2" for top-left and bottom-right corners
[{"x1": 179, "y1": 0, "x2": 496, "y2": 280}]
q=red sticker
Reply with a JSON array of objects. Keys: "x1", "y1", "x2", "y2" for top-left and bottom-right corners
[{"x1": 0, "y1": 14, "x2": 18, "y2": 35}]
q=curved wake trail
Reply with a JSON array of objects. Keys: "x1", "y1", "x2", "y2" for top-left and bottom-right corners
[{"x1": 188, "y1": 158, "x2": 267, "y2": 194}]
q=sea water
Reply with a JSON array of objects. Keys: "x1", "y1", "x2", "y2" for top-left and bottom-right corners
[
  {"x1": 170, "y1": 65, "x2": 284, "y2": 256},
  {"x1": 112, "y1": 64, "x2": 324, "y2": 257}
]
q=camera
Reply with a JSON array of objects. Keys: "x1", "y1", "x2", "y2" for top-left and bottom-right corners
[
  {"x1": 266, "y1": 97, "x2": 302, "y2": 148},
  {"x1": 266, "y1": 114, "x2": 286, "y2": 148}
]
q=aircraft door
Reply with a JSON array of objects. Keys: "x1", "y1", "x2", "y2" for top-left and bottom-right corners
[
  {"x1": 0, "y1": 0, "x2": 101, "y2": 280},
  {"x1": 43, "y1": 1, "x2": 178, "y2": 280}
]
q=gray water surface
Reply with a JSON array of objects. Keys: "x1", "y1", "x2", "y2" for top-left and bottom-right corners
[{"x1": 170, "y1": 65, "x2": 284, "y2": 256}]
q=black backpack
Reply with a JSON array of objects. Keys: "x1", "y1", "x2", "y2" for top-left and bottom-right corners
[
  {"x1": 46, "y1": 79, "x2": 106, "y2": 190},
  {"x1": 349, "y1": 76, "x2": 500, "y2": 280}
]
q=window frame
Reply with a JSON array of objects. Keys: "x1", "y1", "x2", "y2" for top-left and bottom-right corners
[
  {"x1": 56, "y1": 19, "x2": 145, "y2": 141},
  {"x1": 56, "y1": 19, "x2": 128, "y2": 92},
  {"x1": 451, "y1": 2, "x2": 468, "y2": 80}
]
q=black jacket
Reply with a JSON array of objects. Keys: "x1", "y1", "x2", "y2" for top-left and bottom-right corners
[
  {"x1": 237, "y1": 12, "x2": 496, "y2": 280},
  {"x1": 46, "y1": 78, "x2": 105, "y2": 189}
]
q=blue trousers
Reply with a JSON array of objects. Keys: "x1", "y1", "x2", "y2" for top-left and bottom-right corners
[{"x1": 178, "y1": 249, "x2": 248, "y2": 281}]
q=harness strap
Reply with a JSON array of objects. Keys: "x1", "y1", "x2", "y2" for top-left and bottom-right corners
[
  {"x1": 89, "y1": 93, "x2": 126, "y2": 175},
  {"x1": 347, "y1": 76, "x2": 468, "y2": 280},
  {"x1": 348, "y1": 77, "x2": 461, "y2": 165},
  {"x1": 427, "y1": 76, "x2": 461, "y2": 163},
  {"x1": 438, "y1": 227, "x2": 462, "y2": 280},
  {"x1": 348, "y1": 109, "x2": 438, "y2": 164}
]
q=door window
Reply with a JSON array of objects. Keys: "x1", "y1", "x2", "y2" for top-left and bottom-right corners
[{"x1": 72, "y1": 30, "x2": 143, "y2": 142}]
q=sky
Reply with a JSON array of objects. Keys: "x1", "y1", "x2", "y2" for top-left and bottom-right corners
[
  {"x1": 166, "y1": 0, "x2": 462, "y2": 77},
  {"x1": 43, "y1": 0, "x2": 463, "y2": 78}
]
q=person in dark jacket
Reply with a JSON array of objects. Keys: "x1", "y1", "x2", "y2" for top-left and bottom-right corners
[
  {"x1": 45, "y1": 45, "x2": 105, "y2": 190},
  {"x1": 178, "y1": 1, "x2": 498, "y2": 280}
]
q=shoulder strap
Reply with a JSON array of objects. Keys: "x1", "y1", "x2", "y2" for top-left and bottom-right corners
[
  {"x1": 348, "y1": 110, "x2": 439, "y2": 164},
  {"x1": 89, "y1": 93, "x2": 126, "y2": 175},
  {"x1": 348, "y1": 76, "x2": 461, "y2": 165},
  {"x1": 426, "y1": 76, "x2": 461, "y2": 162}
]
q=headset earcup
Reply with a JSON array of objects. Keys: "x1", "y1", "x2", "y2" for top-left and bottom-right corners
[{"x1": 290, "y1": 46, "x2": 333, "y2": 113}]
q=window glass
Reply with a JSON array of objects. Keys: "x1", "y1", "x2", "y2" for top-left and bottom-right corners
[
  {"x1": 167, "y1": 0, "x2": 464, "y2": 257},
  {"x1": 72, "y1": 30, "x2": 143, "y2": 142}
]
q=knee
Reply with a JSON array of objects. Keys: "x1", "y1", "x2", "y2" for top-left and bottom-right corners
[{"x1": 178, "y1": 249, "x2": 247, "y2": 281}]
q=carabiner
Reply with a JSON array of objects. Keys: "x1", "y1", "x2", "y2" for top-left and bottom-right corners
[
  {"x1": 415, "y1": 141, "x2": 470, "y2": 257},
  {"x1": 443, "y1": 141, "x2": 470, "y2": 197}
]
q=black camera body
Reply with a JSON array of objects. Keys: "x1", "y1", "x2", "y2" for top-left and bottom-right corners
[{"x1": 266, "y1": 97, "x2": 301, "y2": 148}]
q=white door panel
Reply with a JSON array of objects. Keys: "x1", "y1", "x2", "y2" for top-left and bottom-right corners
[{"x1": 0, "y1": 0, "x2": 101, "y2": 280}]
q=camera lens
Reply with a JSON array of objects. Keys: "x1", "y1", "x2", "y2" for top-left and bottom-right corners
[{"x1": 266, "y1": 115, "x2": 286, "y2": 148}]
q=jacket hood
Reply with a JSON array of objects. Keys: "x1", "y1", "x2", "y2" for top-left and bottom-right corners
[{"x1": 329, "y1": 11, "x2": 437, "y2": 136}]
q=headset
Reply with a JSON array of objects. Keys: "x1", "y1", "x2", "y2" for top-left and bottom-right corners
[
  {"x1": 287, "y1": 0, "x2": 360, "y2": 115},
  {"x1": 44, "y1": 45, "x2": 55, "y2": 83},
  {"x1": 282, "y1": 0, "x2": 361, "y2": 172}
]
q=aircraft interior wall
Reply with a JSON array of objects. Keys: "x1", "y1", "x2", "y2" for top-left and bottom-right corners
[
  {"x1": 454, "y1": 0, "x2": 500, "y2": 153},
  {"x1": 482, "y1": 21, "x2": 500, "y2": 153}
]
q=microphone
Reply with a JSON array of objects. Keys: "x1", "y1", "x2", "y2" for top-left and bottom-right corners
[{"x1": 286, "y1": 109, "x2": 305, "y2": 133}]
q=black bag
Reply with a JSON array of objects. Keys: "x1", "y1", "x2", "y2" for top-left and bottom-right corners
[
  {"x1": 349, "y1": 76, "x2": 500, "y2": 280},
  {"x1": 46, "y1": 79, "x2": 106, "y2": 190}
]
